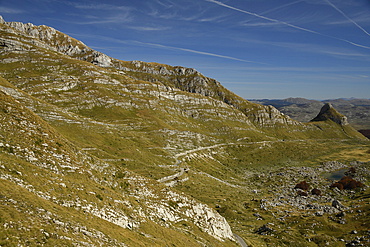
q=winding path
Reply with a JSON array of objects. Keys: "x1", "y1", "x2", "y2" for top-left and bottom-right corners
[
  {"x1": 234, "y1": 234, "x2": 249, "y2": 247},
  {"x1": 158, "y1": 138, "x2": 350, "y2": 185}
]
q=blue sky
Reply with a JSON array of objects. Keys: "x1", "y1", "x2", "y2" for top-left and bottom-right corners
[{"x1": 1, "y1": 0, "x2": 370, "y2": 100}]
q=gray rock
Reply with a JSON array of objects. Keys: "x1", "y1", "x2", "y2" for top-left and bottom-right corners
[
  {"x1": 315, "y1": 211, "x2": 324, "y2": 216},
  {"x1": 255, "y1": 224, "x2": 274, "y2": 235},
  {"x1": 91, "y1": 52, "x2": 112, "y2": 67},
  {"x1": 336, "y1": 211, "x2": 346, "y2": 218},
  {"x1": 332, "y1": 199, "x2": 345, "y2": 210}
]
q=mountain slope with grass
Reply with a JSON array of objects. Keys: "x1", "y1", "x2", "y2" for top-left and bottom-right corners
[
  {"x1": 0, "y1": 76, "x2": 239, "y2": 246},
  {"x1": 0, "y1": 17, "x2": 369, "y2": 246}
]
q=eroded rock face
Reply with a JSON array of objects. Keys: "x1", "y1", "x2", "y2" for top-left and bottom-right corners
[
  {"x1": 250, "y1": 105, "x2": 299, "y2": 126},
  {"x1": 1, "y1": 17, "x2": 94, "y2": 60},
  {"x1": 91, "y1": 51, "x2": 112, "y2": 67}
]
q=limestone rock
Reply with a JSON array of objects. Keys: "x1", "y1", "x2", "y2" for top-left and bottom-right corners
[
  {"x1": 255, "y1": 224, "x2": 274, "y2": 235},
  {"x1": 91, "y1": 51, "x2": 112, "y2": 67},
  {"x1": 332, "y1": 199, "x2": 345, "y2": 210},
  {"x1": 311, "y1": 103, "x2": 348, "y2": 125}
]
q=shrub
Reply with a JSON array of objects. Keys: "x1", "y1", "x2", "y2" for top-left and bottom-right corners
[
  {"x1": 330, "y1": 182, "x2": 344, "y2": 190},
  {"x1": 297, "y1": 191, "x2": 308, "y2": 196},
  {"x1": 311, "y1": 188, "x2": 321, "y2": 196},
  {"x1": 294, "y1": 181, "x2": 310, "y2": 191},
  {"x1": 115, "y1": 171, "x2": 125, "y2": 179},
  {"x1": 348, "y1": 167, "x2": 356, "y2": 174},
  {"x1": 345, "y1": 167, "x2": 356, "y2": 176},
  {"x1": 330, "y1": 176, "x2": 364, "y2": 190}
]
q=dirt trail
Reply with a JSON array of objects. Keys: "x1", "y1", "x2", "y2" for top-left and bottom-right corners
[{"x1": 157, "y1": 138, "x2": 350, "y2": 185}]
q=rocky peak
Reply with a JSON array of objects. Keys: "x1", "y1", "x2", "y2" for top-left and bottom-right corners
[
  {"x1": 0, "y1": 16, "x2": 114, "y2": 67},
  {"x1": 311, "y1": 103, "x2": 348, "y2": 125}
]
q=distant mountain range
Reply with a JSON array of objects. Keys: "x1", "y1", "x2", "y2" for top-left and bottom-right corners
[{"x1": 250, "y1": 98, "x2": 370, "y2": 132}]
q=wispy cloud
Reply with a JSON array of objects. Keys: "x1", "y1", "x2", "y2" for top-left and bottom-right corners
[
  {"x1": 206, "y1": 0, "x2": 370, "y2": 50},
  {"x1": 243, "y1": 37, "x2": 370, "y2": 61},
  {"x1": 75, "y1": 14, "x2": 132, "y2": 25},
  {"x1": 132, "y1": 41, "x2": 268, "y2": 64},
  {"x1": 146, "y1": 0, "x2": 228, "y2": 24},
  {"x1": 67, "y1": 2, "x2": 133, "y2": 25},
  {"x1": 241, "y1": 21, "x2": 283, "y2": 28},
  {"x1": 0, "y1": 6, "x2": 24, "y2": 14},
  {"x1": 128, "y1": 26, "x2": 170, "y2": 31},
  {"x1": 324, "y1": 0, "x2": 370, "y2": 37},
  {"x1": 327, "y1": 13, "x2": 370, "y2": 26},
  {"x1": 154, "y1": 0, "x2": 176, "y2": 9},
  {"x1": 73, "y1": 3, "x2": 131, "y2": 11},
  {"x1": 71, "y1": 33, "x2": 266, "y2": 64},
  {"x1": 242, "y1": 0, "x2": 303, "y2": 26}
]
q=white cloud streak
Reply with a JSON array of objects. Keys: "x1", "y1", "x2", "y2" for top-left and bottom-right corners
[
  {"x1": 128, "y1": 26, "x2": 170, "y2": 31},
  {"x1": 75, "y1": 14, "x2": 132, "y2": 25},
  {"x1": 70, "y1": 33, "x2": 267, "y2": 64},
  {"x1": 243, "y1": 0, "x2": 303, "y2": 23},
  {"x1": 206, "y1": 0, "x2": 370, "y2": 50},
  {"x1": 132, "y1": 41, "x2": 268, "y2": 64},
  {"x1": 324, "y1": 0, "x2": 370, "y2": 37},
  {"x1": 73, "y1": 3, "x2": 131, "y2": 11},
  {"x1": 0, "y1": 6, "x2": 24, "y2": 14}
]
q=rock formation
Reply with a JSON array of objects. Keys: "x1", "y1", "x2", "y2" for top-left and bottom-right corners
[{"x1": 311, "y1": 103, "x2": 348, "y2": 125}]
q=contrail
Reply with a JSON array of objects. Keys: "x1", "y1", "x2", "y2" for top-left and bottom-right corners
[
  {"x1": 75, "y1": 34, "x2": 267, "y2": 64},
  {"x1": 242, "y1": 0, "x2": 303, "y2": 25},
  {"x1": 259, "y1": 0, "x2": 303, "y2": 18},
  {"x1": 324, "y1": 0, "x2": 370, "y2": 37},
  {"x1": 206, "y1": 0, "x2": 370, "y2": 50},
  {"x1": 133, "y1": 41, "x2": 268, "y2": 64}
]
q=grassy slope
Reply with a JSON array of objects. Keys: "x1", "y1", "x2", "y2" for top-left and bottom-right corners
[
  {"x1": 0, "y1": 22, "x2": 369, "y2": 246},
  {"x1": 0, "y1": 79, "x2": 236, "y2": 246}
]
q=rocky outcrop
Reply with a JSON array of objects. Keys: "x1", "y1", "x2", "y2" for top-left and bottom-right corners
[
  {"x1": 0, "y1": 16, "x2": 113, "y2": 67},
  {"x1": 90, "y1": 51, "x2": 113, "y2": 67},
  {"x1": 249, "y1": 105, "x2": 299, "y2": 126},
  {"x1": 311, "y1": 103, "x2": 348, "y2": 125}
]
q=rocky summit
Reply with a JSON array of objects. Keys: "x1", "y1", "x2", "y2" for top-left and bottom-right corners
[
  {"x1": 0, "y1": 17, "x2": 369, "y2": 247},
  {"x1": 311, "y1": 103, "x2": 349, "y2": 126}
]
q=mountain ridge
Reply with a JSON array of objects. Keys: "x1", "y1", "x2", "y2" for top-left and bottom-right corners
[{"x1": 0, "y1": 16, "x2": 300, "y2": 128}]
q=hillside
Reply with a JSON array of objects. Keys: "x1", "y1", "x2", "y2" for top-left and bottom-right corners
[{"x1": 0, "y1": 17, "x2": 369, "y2": 246}]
